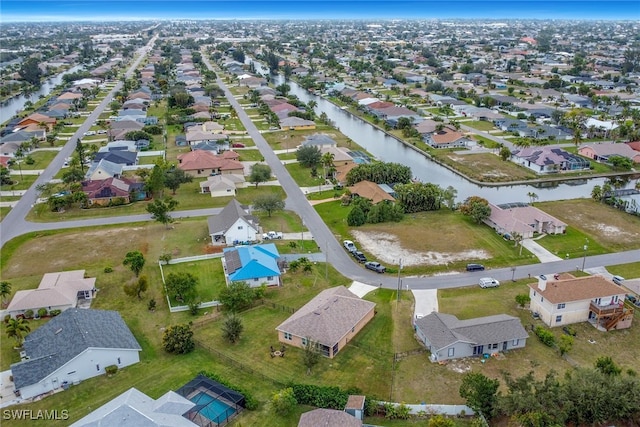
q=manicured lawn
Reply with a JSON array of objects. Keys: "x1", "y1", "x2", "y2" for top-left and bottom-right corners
[
  {"x1": 463, "y1": 120, "x2": 497, "y2": 131},
  {"x1": 285, "y1": 163, "x2": 321, "y2": 187},
  {"x1": 19, "y1": 150, "x2": 59, "y2": 170},
  {"x1": 256, "y1": 209, "x2": 305, "y2": 233},
  {"x1": 161, "y1": 257, "x2": 226, "y2": 304},
  {"x1": 0, "y1": 206, "x2": 12, "y2": 220},
  {"x1": 237, "y1": 148, "x2": 264, "y2": 161},
  {"x1": 138, "y1": 155, "x2": 164, "y2": 165},
  {"x1": 0, "y1": 174, "x2": 38, "y2": 191},
  {"x1": 607, "y1": 262, "x2": 640, "y2": 281}
]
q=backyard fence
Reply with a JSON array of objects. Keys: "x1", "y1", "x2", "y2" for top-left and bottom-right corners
[
  {"x1": 194, "y1": 339, "x2": 285, "y2": 388},
  {"x1": 393, "y1": 348, "x2": 428, "y2": 362},
  {"x1": 380, "y1": 402, "x2": 475, "y2": 417}
]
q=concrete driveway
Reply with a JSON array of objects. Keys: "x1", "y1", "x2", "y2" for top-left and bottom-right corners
[
  {"x1": 521, "y1": 239, "x2": 563, "y2": 262},
  {"x1": 412, "y1": 289, "x2": 439, "y2": 320}
]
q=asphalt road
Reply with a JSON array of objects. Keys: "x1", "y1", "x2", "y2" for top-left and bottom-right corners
[
  {"x1": 0, "y1": 38, "x2": 156, "y2": 247},
  {"x1": 1, "y1": 50, "x2": 638, "y2": 293}
]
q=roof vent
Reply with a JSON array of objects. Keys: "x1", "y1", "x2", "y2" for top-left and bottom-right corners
[{"x1": 55, "y1": 328, "x2": 63, "y2": 335}]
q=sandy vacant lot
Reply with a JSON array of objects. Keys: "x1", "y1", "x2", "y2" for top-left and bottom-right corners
[{"x1": 352, "y1": 230, "x2": 489, "y2": 266}]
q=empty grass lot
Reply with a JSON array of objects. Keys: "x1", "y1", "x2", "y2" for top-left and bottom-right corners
[
  {"x1": 430, "y1": 151, "x2": 539, "y2": 182},
  {"x1": 18, "y1": 150, "x2": 58, "y2": 170},
  {"x1": 161, "y1": 258, "x2": 226, "y2": 304}
]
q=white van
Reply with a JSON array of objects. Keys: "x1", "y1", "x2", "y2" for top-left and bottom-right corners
[
  {"x1": 612, "y1": 275, "x2": 625, "y2": 285},
  {"x1": 479, "y1": 277, "x2": 500, "y2": 288}
]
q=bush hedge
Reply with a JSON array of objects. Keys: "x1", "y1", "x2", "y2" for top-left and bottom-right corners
[{"x1": 199, "y1": 370, "x2": 258, "y2": 410}]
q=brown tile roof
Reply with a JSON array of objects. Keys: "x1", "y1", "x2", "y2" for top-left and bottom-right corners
[
  {"x1": 276, "y1": 286, "x2": 375, "y2": 347},
  {"x1": 334, "y1": 163, "x2": 358, "y2": 184},
  {"x1": 298, "y1": 408, "x2": 362, "y2": 427},
  {"x1": 528, "y1": 275, "x2": 625, "y2": 304},
  {"x1": 432, "y1": 128, "x2": 466, "y2": 144},
  {"x1": 345, "y1": 395, "x2": 365, "y2": 410},
  {"x1": 348, "y1": 180, "x2": 395, "y2": 204},
  {"x1": 177, "y1": 150, "x2": 243, "y2": 172}
]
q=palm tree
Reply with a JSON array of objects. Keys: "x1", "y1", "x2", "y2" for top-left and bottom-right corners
[
  {"x1": 0, "y1": 281, "x2": 11, "y2": 307},
  {"x1": 6, "y1": 317, "x2": 31, "y2": 347},
  {"x1": 320, "y1": 152, "x2": 335, "y2": 180},
  {"x1": 527, "y1": 192, "x2": 539, "y2": 204}
]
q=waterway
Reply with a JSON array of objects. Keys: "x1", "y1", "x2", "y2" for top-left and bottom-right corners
[
  {"x1": 252, "y1": 61, "x2": 635, "y2": 204},
  {"x1": 1, "y1": 65, "x2": 84, "y2": 125}
]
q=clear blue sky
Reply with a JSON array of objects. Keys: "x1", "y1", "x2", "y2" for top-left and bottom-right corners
[{"x1": 1, "y1": 1, "x2": 638, "y2": 22}]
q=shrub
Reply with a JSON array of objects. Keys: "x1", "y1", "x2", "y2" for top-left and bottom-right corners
[
  {"x1": 515, "y1": 294, "x2": 531, "y2": 308},
  {"x1": 104, "y1": 266, "x2": 114, "y2": 273},
  {"x1": 534, "y1": 326, "x2": 556, "y2": 347},
  {"x1": 37, "y1": 308, "x2": 48, "y2": 318},
  {"x1": 4, "y1": 314, "x2": 11, "y2": 323},
  {"x1": 199, "y1": 370, "x2": 258, "y2": 410},
  {"x1": 105, "y1": 365, "x2": 118, "y2": 376},
  {"x1": 271, "y1": 387, "x2": 297, "y2": 415},
  {"x1": 148, "y1": 299, "x2": 156, "y2": 311},
  {"x1": 24, "y1": 309, "x2": 34, "y2": 319},
  {"x1": 50, "y1": 309, "x2": 62, "y2": 316}
]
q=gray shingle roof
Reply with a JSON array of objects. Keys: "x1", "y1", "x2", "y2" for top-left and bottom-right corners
[
  {"x1": 276, "y1": 286, "x2": 375, "y2": 347},
  {"x1": 207, "y1": 199, "x2": 258, "y2": 235},
  {"x1": 415, "y1": 312, "x2": 528, "y2": 352},
  {"x1": 11, "y1": 309, "x2": 141, "y2": 390},
  {"x1": 298, "y1": 408, "x2": 362, "y2": 427}
]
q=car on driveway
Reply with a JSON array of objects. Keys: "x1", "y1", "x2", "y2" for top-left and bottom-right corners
[
  {"x1": 232, "y1": 143, "x2": 245, "y2": 148},
  {"x1": 352, "y1": 251, "x2": 367, "y2": 263},
  {"x1": 479, "y1": 277, "x2": 500, "y2": 288},
  {"x1": 365, "y1": 261, "x2": 386, "y2": 273},
  {"x1": 612, "y1": 275, "x2": 625, "y2": 285},
  {"x1": 343, "y1": 240, "x2": 357, "y2": 253}
]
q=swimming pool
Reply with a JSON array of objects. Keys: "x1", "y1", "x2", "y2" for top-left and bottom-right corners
[{"x1": 190, "y1": 391, "x2": 236, "y2": 424}]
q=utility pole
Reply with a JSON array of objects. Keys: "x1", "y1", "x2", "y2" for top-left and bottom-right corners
[
  {"x1": 324, "y1": 241, "x2": 328, "y2": 280},
  {"x1": 581, "y1": 239, "x2": 589, "y2": 271},
  {"x1": 396, "y1": 258, "x2": 402, "y2": 304}
]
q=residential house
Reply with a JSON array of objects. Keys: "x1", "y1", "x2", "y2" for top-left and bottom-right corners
[
  {"x1": 334, "y1": 163, "x2": 358, "y2": 186},
  {"x1": 82, "y1": 177, "x2": 137, "y2": 206},
  {"x1": 200, "y1": 174, "x2": 245, "y2": 197},
  {"x1": 528, "y1": 275, "x2": 633, "y2": 330},
  {"x1": 415, "y1": 312, "x2": 528, "y2": 362},
  {"x1": 207, "y1": 199, "x2": 260, "y2": 245},
  {"x1": 578, "y1": 143, "x2": 640, "y2": 163},
  {"x1": 276, "y1": 286, "x2": 375, "y2": 358},
  {"x1": 494, "y1": 118, "x2": 529, "y2": 133},
  {"x1": 424, "y1": 126, "x2": 469, "y2": 148},
  {"x1": 6, "y1": 270, "x2": 96, "y2": 319},
  {"x1": 279, "y1": 116, "x2": 317, "y2": 130},
  {"x1": 484, "y1": 203, "x2": 567, "y2": 239},
  {"x1": 320, "y1": 146, "x2": 354, "y2": 168},
  {"x1": 298, "y1": 409, "x2": 362, "y2": 427},
  {"x1": 511, "y1": 146, "x2": 590, "y2": 173},
  {"x1": 85, "y1": 159, "x2": 124, "y2": 181},
  {"x1": 70, "y1": 388, "x2": 197, "y2": 427},
  {"x1": 300, "y1": 133, "x2": 337, "y2": 148},
  {"x1": 222, "y1": 244, "x2": 281, "y2": 287},
  {"x1": 93, "y1": 150, "x2": 138, "y2": 166},
  {"x1": 348, "y1": 180, "x2": 396, "y2": 204},
  {"x1": 11, "y1": 309, "x2": 141, "y2": 400},
  {"x1": 17, "y1": 113, "x2": 56, "y2": 130},
  {"x1": 185, "y1": 130, "x2": 228, "y2": 146},
  {"x1": 177, "y1": 150, "x2": 244, "y2": 177}
]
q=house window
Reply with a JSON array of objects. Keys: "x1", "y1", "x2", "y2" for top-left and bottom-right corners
[
  {"x1": 117, "y1": 357, "x2": 121, "y2": 365},
  {"x1": 253, "y1": 278, "x2": 259, "y2": 282},
  {"x1": 512, "y1": 339, "x2": 519, "y2": 346},
  {"x1": 96, "y1": 364, "x2": 100, "y2": 371},
  {"x1": 267, "y1": 276, "x2": 273, "y2": 281},
  {"x1": 555, "y1": 315, "x2": 562, "y2": 323},
  {"x1": 557, "y1": 303, "x2": 565, "y2": 309},
  {"x1": 237, "y1": 226, "x2": 243, "y2": 230},
  {"x1": 301, "y1": 337, "x2": 307, "y2": 346},
  {"x1": 541, "y1": 297, "x2": 544, "y2": 302},
  {"x1": 533, "y1": 291, "x2": 536, "y2": 296},
  {"x1": 448, "y1": 348, "x2": 455, "y2": 357},
  {"x1": 284, "y1": 332, "x2": 292, "y2": 341},
  {"x1": 67, "y1": 371, "x2": 76, "y2": 375},
  {"x1": 351, "y1": 327, "x2": 355, "y2": 333},
  {"x1": 491, "y1": 343, "x2": 498, "y2": 350}
]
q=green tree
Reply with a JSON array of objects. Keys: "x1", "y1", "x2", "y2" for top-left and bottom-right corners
[
  {"x1": 218, "y1": 281, "x2": 257, "y2": 312},
  {"x1": 515, "y1": 294, "x2": 531, "y2": 308},
  {"x1": 221, "y1": 313, "x2": 244, "y2": 344},
  {"x1": 19, "y1": 57, "x2": 42, "y2": 85},
  {"x1": 146, "y1": 197, "x2": 179, "y2": 228},
  {"x1": 459, "y1": 372, "x2": 500, "y2": 419},
  {"x1": 442, "y1": 185, "x2": 458, "y2": 210},
  {"x1": 145, "y1": 161, "x2": 169, "y2": 199},
  {"x1": 164, "y1": 167, "x2": 192, "y2": 195},
  {"x1": 608, "y1": 155, "x2": 633, "y2": 171},
  {"x1": 0, "y1": 166, "x2": 13, "y2": 186},
  {"x1": 0, "y1": 281, "x2": 12, "y2": 307},
  {"x1": 428, "y1": 415, "x2": 455, "y2": 427},
  {"x1": 527, "y1": 192, "x2": 539, "y2": 204},
  {"x1": 162, "y1": 323, "x2": 194, "y2": 354},
  {"x1": 302, "y1": 338, "x2": 321, "y2": 375},
  {"x1": 123, "y1": 251, "x2": 145, "y2": 277},
  {"x1": 499, "y1": 146, "x2": 511, "y2": 161},
  {"x1": 248, "y1": 163, "x2": 271, "y2": 188},
  {"x1": 253, "y1": 193, "x2": 285, "y2": 217},
  {"x1": 271, "y1": 387, "x2": 297, "y2": 416},
  {"x1": 6, "y1": 317, "x2": 31, "y2": 347},
  {"x1": 296, "y1": 145, "x2": 322, "y2": 168},
  {"x1": 591, "y1": 185, "x2": 603, "y2": 202},
  {"x1": 347, "y1": 204, "x2": 367, "y2": 226},
  {"x1": 165, "y1": 272, "x2": 198, "y2": 303},
  {"x1": 594, "y1": 356, "x2": 622, "y2": 376},
  {"x1": 123, "y1": 275, "x2": 148, "y2": 300},
  {"x1": 559, "y1": 334, "x2": 574, "y2": 356}
]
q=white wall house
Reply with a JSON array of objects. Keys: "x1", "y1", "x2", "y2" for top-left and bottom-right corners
[
  {"x1": 208, "y1": 199, "x2": 260, "y2": 245},
  {"x1": 11, "y1": 309, "x2": 141, "y2": 400},
  {"x1": 528, "y1": 275, "x2": 633, "y2": 331}
]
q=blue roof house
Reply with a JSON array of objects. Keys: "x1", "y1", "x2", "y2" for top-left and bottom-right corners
[{"x1": 223, "y1": 244, "x2": 281, "y2": 287}]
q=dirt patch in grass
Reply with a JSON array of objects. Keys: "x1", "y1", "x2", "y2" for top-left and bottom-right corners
[
  {"x1": 538, "y1": 199, "x2": 640, "y2": 250},
  {"x1": 351, "y1": 230, "x2": 489, "y2": 266}
]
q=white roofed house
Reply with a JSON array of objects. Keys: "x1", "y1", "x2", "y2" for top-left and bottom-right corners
[
  {"x1": 6, "y1": 270, "x2": 97, "y2": 319},
  {"x1": 199, "y1": 174, "x2": 245, "y2": 197}
]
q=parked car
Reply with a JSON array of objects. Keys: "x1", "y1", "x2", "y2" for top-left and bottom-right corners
[
  {"x1": 232, "y1": 143, "x2": 245, "y2": 148},
  {"x1": 479, "y1": 277, "x2": 500, "y2": 288},
  {"x1": 262, "y1": 231, "x2": 283, "y2": 240},
  {"x1": 352, "y1": 251, "x2": 367, "y2": 263},
  {"x1": 343, "y1": 240, "x2": 357, "y2": 253},
  {"x1": 466, "y1": 263, "x2": 485, "y2": 272},
  {"x1": 83, "y1": 131, "x2": 96, "y2": 136},
  {"x1": 365, "y1": 261, "x2": 386, "y2": 273},
  {"x1": 612, "y1": 275, "x2": 625, "y2": 285}
]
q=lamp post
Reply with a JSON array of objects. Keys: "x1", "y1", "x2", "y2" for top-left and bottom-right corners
[
  {"x1": 396, "y1": 259, "x2": 403, "y2": 304},
  {"x1": 581, "y1": 239, "x2": 589, "y2": 271},
  {"x1": 511, "y1": 267, "x2": 517, "y2": 282}
]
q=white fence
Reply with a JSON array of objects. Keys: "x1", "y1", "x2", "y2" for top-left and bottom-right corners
[
  {"x1": 137, "y1": 150, "x2": 165, "y2": 157},
  {"x1": 381, "y1": 403, "x2": 474, "y2": 417},
  {"x1": 158, "y1": 253, "x2": 224, "y2": 313}
]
